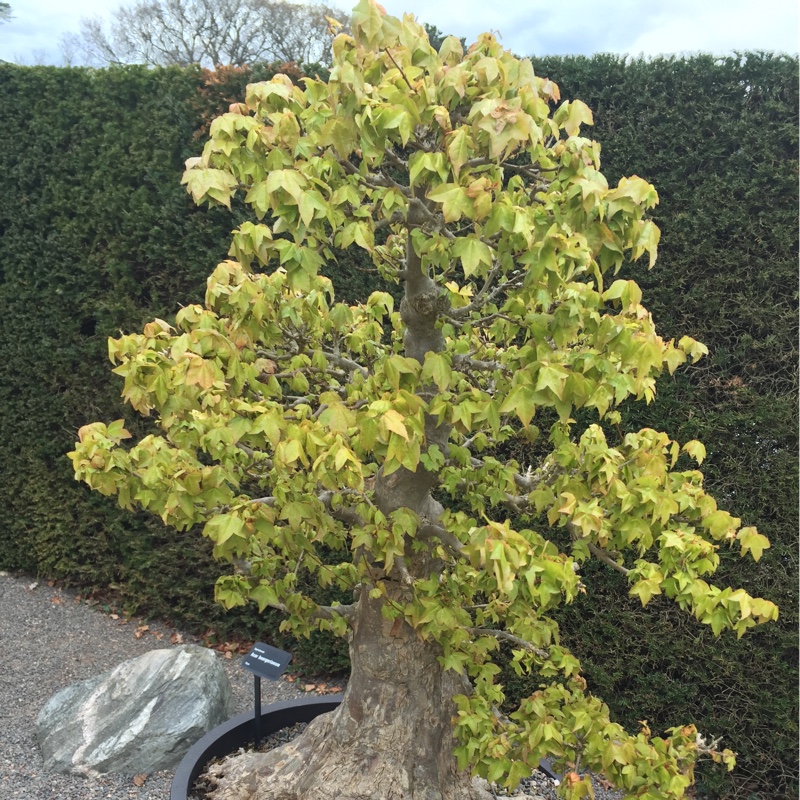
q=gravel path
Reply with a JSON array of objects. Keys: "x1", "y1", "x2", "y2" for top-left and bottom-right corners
[
  {"x1": 0, "y1": 570, "x2": 621, "y2": 800},
  {"x1": 0, "y1": 571, "x2": 311, "y2": 800}
]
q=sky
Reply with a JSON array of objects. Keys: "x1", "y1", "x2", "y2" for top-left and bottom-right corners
[{"x1": 1, "y1": 0, "x2": 798, "y2": 66}]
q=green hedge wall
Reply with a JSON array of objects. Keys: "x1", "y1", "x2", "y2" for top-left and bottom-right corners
[
  {"x1": 0, "y1": 54, "x2": 795, "y2": 798},
  {"x1": 523, "y1": 53, "x2": 798, "y2": 800},
  {"x1": 0, "y1": 63, "x2": 356, "y2": 673}
]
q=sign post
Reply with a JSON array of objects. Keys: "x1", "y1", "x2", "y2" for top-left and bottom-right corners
[{"x1": 241, "y1": 642, "x2": 292, "y2": 747}]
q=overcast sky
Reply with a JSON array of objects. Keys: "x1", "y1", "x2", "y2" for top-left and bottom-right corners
[{"x1": 1, "y1": 0, "x2": 798, "y2": 66}]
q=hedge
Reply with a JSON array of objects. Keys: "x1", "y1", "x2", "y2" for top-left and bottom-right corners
[{"x1": 0, "y1": 53, "x2": 795, "y2": 798}]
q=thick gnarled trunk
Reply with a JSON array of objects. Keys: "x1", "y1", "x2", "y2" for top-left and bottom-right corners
[
  {"x1": 205, "y1": 202, "x2": 480, "y2": 799},
  {"x1": 206, "y1": 593, "x2": 491, "y2": 800}
]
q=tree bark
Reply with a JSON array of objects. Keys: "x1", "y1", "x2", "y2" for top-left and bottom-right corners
[
  {"x1": 204, "y1": 200, "x2": 486, "y2": 799},
  {"x1": 206, "y1": 593, "x2": 491, "y2": 800}
]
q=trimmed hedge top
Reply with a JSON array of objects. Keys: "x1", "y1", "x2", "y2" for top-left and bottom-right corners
[{"x1": 0, "y1": 54, "x2": 796, "y2": 798}]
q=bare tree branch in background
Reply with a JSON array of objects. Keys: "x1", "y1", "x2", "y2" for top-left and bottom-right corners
[{"x1": 60, "y1": 0, "x2": 345, "y2": 68}]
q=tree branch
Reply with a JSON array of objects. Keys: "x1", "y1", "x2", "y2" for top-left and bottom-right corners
[
  {"x1": 268, "y1": 599, "x2": 358, "y2": 624},
  {"x1": 318, "y1": 489, "x2": 366, "y2": 528},
  {"x1": 468, "y1": 627, "x2": 549, "y2": 660},
  {"x1": 587, "y1": 541, "x2": 630, "y2": 576},
  {"x1": 417, "y1": 523, "x2": 465, "y2": 558},
  {"x1": 452, "y1": 354, "x2": 507, "y2": 374}
]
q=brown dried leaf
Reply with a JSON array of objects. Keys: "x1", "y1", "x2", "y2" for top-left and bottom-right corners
[
  {"x1": 170, "y1": 633, "x2": 184, "y2": 645},
  {"x1": 132, "y1": 773, "x2": 147, "y2": 787},
  {"x1": 304, "y1": 684, "x2": 316, "y2": 692}
]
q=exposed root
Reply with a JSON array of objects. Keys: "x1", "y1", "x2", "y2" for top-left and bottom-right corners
[{"x1": 205, "y1": 710, "x2": 493, "y2": 800}]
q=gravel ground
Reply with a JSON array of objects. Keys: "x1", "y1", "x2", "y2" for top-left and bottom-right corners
[
  {"x1": 0, "y1": 570, "x2": 621, "y2": 800},
  {"x1": 0, "y1": 571, "x2": 310, "y2": 800}
]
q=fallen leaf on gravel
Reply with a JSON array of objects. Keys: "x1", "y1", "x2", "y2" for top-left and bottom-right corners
[
  {"x1": 51, "y1": 596, "x2": 62, "y2": 605},
  {"x1": 304, "y1": 684, "x2": 316, "y2": 692},
  {"x1": 132, "y1": 773, "x2": 148, "y2": 786},
  {"x1": 170, "y1": 633, "x2": 184, "y2": 644},
  {"x1": 28, "y1": 581, "x2": 38, "y2": 590},
  {"x1": 47, "y1": 580, "x2": 55, "y2": 587},
  {"x1": 110, "y1": 614, "x2": 119, "y2": 620},
  {"x1": 154, "y1": 632, "x2": 164, "y2": 640},
  {"x1": 134, "y1": 625, "x2": 149, "y2": 639},
  {"x1": 224, "y1": 651, "x2": 232, "y2": 659}
]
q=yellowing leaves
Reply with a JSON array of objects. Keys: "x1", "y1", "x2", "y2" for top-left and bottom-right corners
[
  {"x1": 499, "y1": 384, "x2": 537, "y2": 427},
  {"x1": 318, "y1": 403, "x2": 355, "y2": 434},
  {"x1": 184, "y1": 356, "x2": 220, "y2": 389},
  {"x1": 427, "y1": 183, "x2": 474, "y2": 223},
  {"x1": 737, "y1": 526, "x2": 770, "y2": 561},
  {"x1": 678, "y1": 335, "x2": 709, "y2": 363},
  {"x1": 553, "y1": 99, "x2": 594, "y2": 137},
  {"x1": 451, "y1": 236, "x2": 493, "y2": 277},
  {"x1": 682, "y1": 440, "x2": 706, "y2": 464},
  {"x1": 629, "y1": 574, "x2": 663, "y2": 606},
  {"x1": 265, "y1": 169, "x2": 307, "y2": 203},
  {"x1": 603, "y1": 279, "x2": 643, "y2": 309},
  {"x1": 421, "y1": 352, "x2": 453, "y2": 392},
  {"x1": 702, "y1": 509, "x2": 740, "y2": 541},
  {"x1": 535, "y1": 364, "x2": 569, "y2": 400},
  {"x1": 382, "y1": 409, "x2": 409, "y2": 440},
  {"x1": 181, "y1": 167, "x2": 238, "y2": 209}
]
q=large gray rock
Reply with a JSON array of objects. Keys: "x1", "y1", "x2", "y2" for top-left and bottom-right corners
[{"x1": 36, "y1": 645, "x2": 234, "y2": 776}]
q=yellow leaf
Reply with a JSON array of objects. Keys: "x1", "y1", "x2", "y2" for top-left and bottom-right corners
[{"x1": 383, "y1": 409, "x2": 409, "y2": 441}]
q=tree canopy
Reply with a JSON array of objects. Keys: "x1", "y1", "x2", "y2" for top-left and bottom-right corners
[
  {"x1": 63, "y1": 0, "x2": 344, "y2": 67},
  {"x1": 70, "y1": 2, "x2": 778, "y2": 797}
]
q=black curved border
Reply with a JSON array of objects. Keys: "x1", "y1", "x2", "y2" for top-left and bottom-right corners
[
  {"x1": 170, "y1": 693, "x2": 559, "y2": 798},
  {"x1": 170, "y1": 695, "x2": 344, "y2": 800}
]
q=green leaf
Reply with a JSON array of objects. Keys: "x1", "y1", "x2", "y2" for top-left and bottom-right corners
[
  {"x1": 499, "y1": 384, "x2": 537, "y2": 427},
  {"x1": 421, "y1": 352, "x2": 453, "y2": 391},
  {"x1": 204, "y1": 514, "x2": 243, "y2": 545},
  {"x1": 299, "y1": 190, "x2": 328, "y2": 227},
  {"x1": 682, "y1": 440, "x2": 706, "y2": 464},
  {"x1": 446, "y1": 126, "x2": 473, "y2": 177},
  {"x1": 737, "y1": 527, "x2": 770, "y2": 561},
  {"x1": 535, "y1": 364, "x2": 569, "y2": 400},
  {"x1": 319, "y1": 404, "x2": 355, "y2": 433},
  {"x1": 266, "y1": 169, "x2": 306, "y2": 203},
  {"x1": 629, "y1": 576, "x2": 661, "y2": 606},
  {"x1": 452, "y1": 237, "x2": 493, "y2": 277},
  {"x1": 427, "y1": 183, "x2": 473, "y2": 222},
  {"x1": 181, "y1": 168, "x2": 238, "y2": 209},
  {"x1": 382, "y1": 409, "x2": 409, "y2": 440}
]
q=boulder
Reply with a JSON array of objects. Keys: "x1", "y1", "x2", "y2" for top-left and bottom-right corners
[{"x1": 36, "y1": 645, "x2": 234, "y2": 776}]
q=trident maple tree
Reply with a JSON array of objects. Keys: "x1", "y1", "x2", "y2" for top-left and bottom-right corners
[{"x1": 70, "y1": 3, "x2": 777, "y2": 798}]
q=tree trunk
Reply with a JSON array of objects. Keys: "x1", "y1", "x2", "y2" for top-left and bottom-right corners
[
  {"x1": 206, "y1": 592, "x2": 492, "y2": 800},
  {"x1": 205, "y1": 198, "x2": 484, "y2": 799}
]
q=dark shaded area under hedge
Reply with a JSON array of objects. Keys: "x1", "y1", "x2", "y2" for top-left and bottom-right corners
[{"x1": 0, "y1": 53, "x2": 795, "y2": 799}]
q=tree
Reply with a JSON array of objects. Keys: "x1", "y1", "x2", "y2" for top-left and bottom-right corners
[
  {"x1": 423, "y1": 22, "x2": 466, "y2": 55},
  {"x1": 0, "y1": 3, "x2": 12, "y2": 24},
  {"x1": 70, "y1": 3, "x2": 778, "y2": 798},
  {"x1": 62, "y1": 0, "x2": 345, "y2": 68}
]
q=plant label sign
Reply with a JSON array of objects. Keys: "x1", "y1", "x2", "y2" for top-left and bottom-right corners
[{"x1": 242, "y1": 641, "x2": 292, "y2": 680}]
